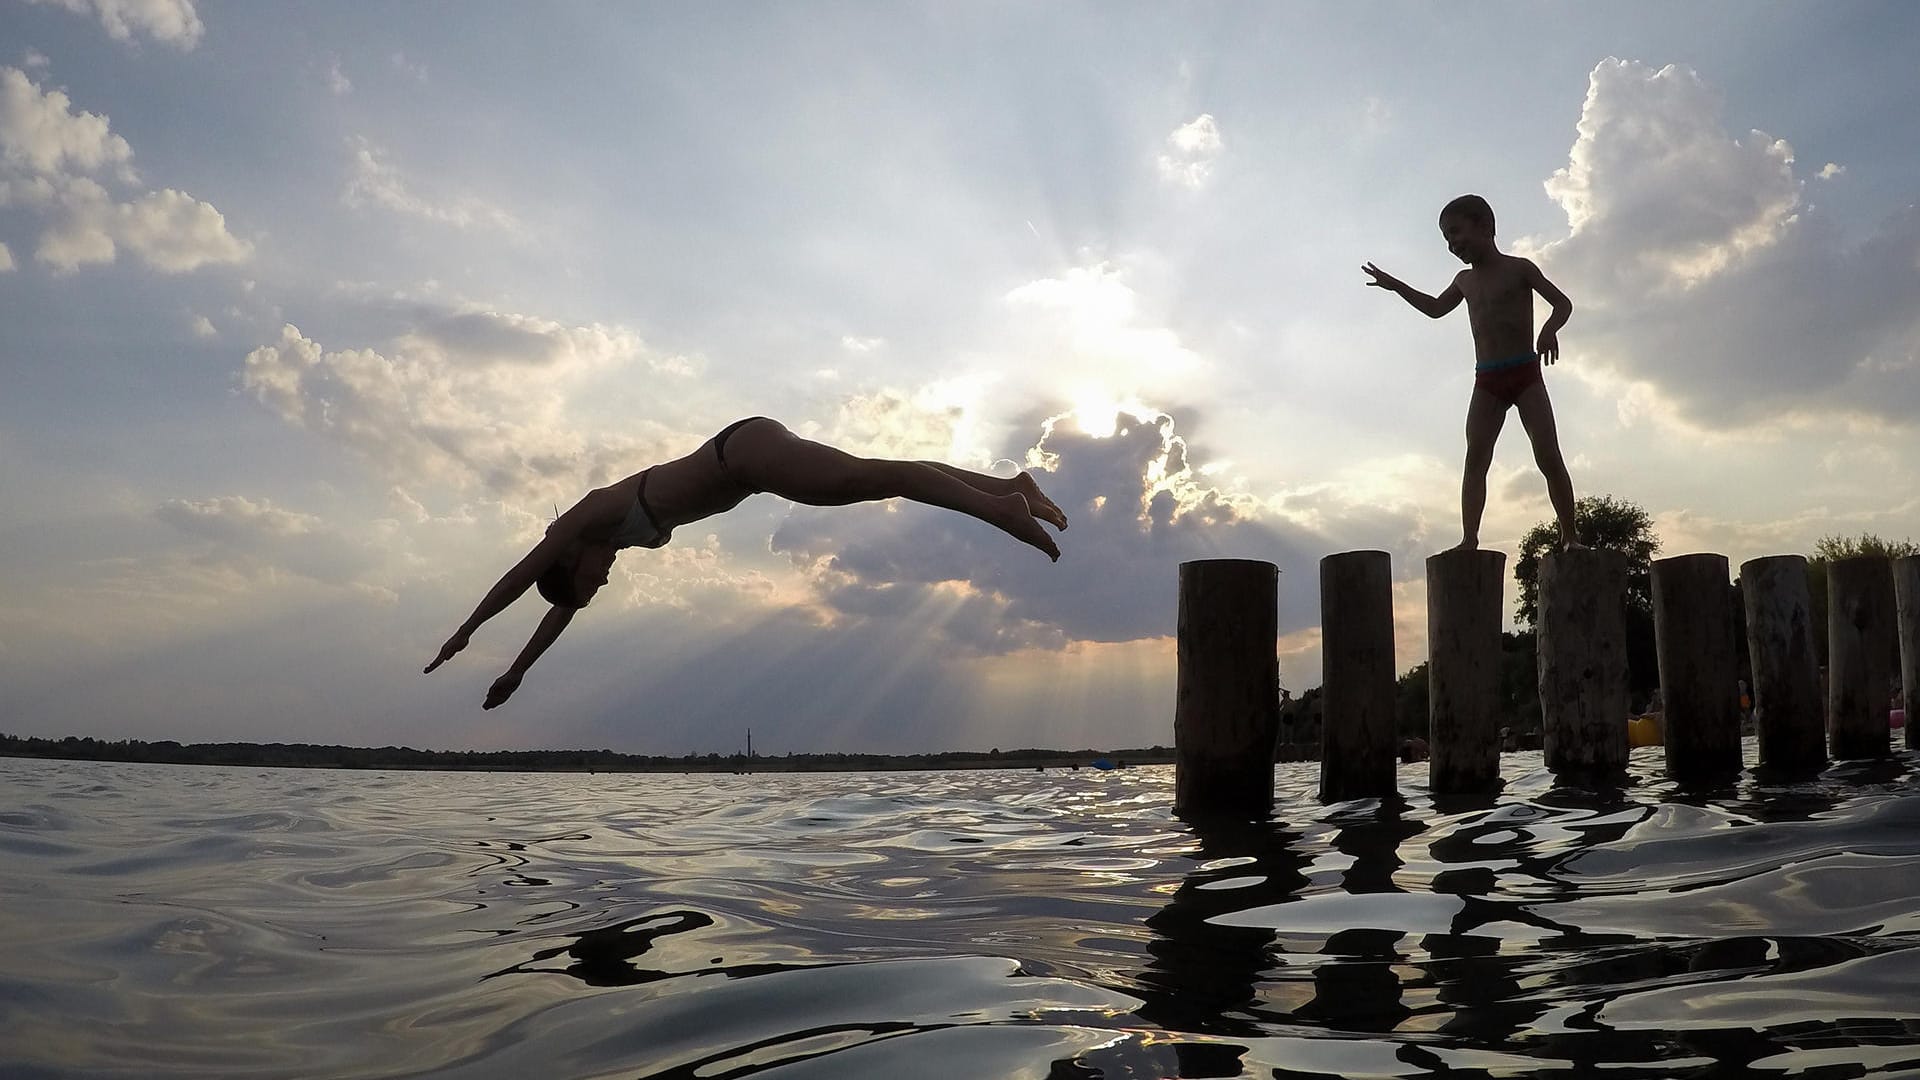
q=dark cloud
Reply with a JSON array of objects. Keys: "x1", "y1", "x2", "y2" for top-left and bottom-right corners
[{"x1": 770, "y1": 409, "x2": 1352, "y2": 654}]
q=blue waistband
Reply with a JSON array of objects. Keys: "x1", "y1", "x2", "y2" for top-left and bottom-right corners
[{"x1": 1475, "y1": 352, "x2": 1537, "y2": 373}]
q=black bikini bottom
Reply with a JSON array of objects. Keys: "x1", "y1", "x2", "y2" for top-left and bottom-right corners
[{"x1": 713, "y1": 416, "x2": 769, "y2": 492}]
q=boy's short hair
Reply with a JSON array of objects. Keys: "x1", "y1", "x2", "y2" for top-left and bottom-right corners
[
  {"x1": 535, "y1": 557, "x2": 585, "y2": 608},
  {"x1": 1440, "y1": 194, "x2": 1495, "y2": 233}
]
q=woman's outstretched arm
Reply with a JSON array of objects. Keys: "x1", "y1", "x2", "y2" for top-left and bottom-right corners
[
  {"x1": 424, "y1": 506, "x2": 590, "y2": 674},
  {"x1": 484, "y1": 604, "x2": 577, "y2": 709}
]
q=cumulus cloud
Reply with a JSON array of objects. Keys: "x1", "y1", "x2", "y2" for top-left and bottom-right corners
[
  {"x1": 0, "y1": 66, "x2": 248, "y2": 273},
  {"x1": 1541, "y1": 59, "x2": 1800, "y2": 290},
  {"x1": 155, "y1": 494, "x2": 377, "y2": 587},
  {"x1": 344, "y1": 137, "x2": 516, "y2": 231},
  {"x1": 0, "y1": 67, "x2": 134, "y2": 180},
  {"x1": 821, "y1": 387, "x2": 967, "y2": 462},
  {"x1": 240, "y1": 311, "x2": 691, "y2": 499},
  {"x1": 1156, "y1": 113, "x2": 1222, "y2": 189},
  {"x1": 770, "y1": 407, "x2": 1379, "y2": 655},
  {"x1": 26, "y1": 0, "x2": 203, "y2": 49},
  {"x1": 1531, "y1": 58, "x2": 1920, "y2": 429}
]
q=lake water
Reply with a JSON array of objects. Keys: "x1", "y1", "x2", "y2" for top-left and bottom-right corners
[{"x1": 3, "y1": 746, "x2": 1918, "y2": 1079}]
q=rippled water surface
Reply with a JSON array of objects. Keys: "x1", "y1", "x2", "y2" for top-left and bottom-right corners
[{"x1": 4, "y1": 746, "x2": 1920, "y2": 1078}]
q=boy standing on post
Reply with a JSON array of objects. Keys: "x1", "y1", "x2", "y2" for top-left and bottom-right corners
[{"x1": 1363, "y1": 194, "x2": 1582, "y2": 551}]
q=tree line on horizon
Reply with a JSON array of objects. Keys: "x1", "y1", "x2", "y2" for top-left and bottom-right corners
[{"x1": 0, "y1": 732, "x2": 1173, "y2": 773}]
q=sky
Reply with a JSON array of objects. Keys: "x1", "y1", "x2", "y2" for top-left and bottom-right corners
[{"x1": 3, "y1": 1, "x2": 1919, "y2": 756}]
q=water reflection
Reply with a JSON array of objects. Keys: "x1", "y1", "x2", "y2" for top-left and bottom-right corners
[
  {"x1": 485, "y1": 910, "x2": 721, "y2": 986},
  {"x1": 1135, "y1": 819, "x2": 1305, "y2": 1038},
  {"x1": 4, "y1": 754, "x2": 1920, "y2": 1078}
]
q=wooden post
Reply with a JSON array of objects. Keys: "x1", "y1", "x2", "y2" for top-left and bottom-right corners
[
  {"x1": 1740, "y1": 555, "x2": 1825, "y2": 777},
  {"x1": 1828, "y1": 555, "x2": 1894, "y2": 760},
  {"x1": 1651, "y1": 553, "x2": 1742, "y2": 783},
  {"x1": 1319, "y1": 550, "x2": 1396, "y2": 802},
  {"x1": 1537, "y1": 548, "x2": 1629, "y2": 785},
  {"x1": 1174, "y1": 559, "x2": 1280, "y2": 818},
  {"x1": 1896, "y1": 555, "x2": 1920, "y2": 752},
  {"x1": 1426, "y1": 548, "x2": 1506, "y2": 794}
]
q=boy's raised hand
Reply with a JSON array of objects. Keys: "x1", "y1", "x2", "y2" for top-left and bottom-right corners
[
  {"x1": 1362, "y1": 262, "x2": 1401, "y2": 290},
  {"x1": 1537, "y1": 328, "x2": 1560, "y2": 364}
]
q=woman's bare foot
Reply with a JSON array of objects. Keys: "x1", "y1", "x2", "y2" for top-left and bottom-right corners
[
  {"x1": 989, "y1": 492, "x2": 1061, "y2": 560},
  {"x1": 1013, "y1": 471, "x2": 1069, "y2": 531}
]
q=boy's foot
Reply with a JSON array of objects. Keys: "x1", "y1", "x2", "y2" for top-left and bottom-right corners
[
  {"x1": 1014, "y1": 471, "x2": 1069, "y2": 530},
  {"x1": 990, "y1": 492, "x2": 1061, "y2": 560}
]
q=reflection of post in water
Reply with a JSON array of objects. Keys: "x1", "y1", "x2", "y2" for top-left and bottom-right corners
[
  {"x1": 482, "y1": 909, "x2": 724, "y2": 987},
  {"x1": 1135, "y1": 818, "x2": 1311, "y2": 1044},
  {"x1": 1293, "y1": 800, "x2": 1426, "y2": 1032},
  {"x1": 1414, "y1": 791, "x2": 1631, "y2": 1046}
]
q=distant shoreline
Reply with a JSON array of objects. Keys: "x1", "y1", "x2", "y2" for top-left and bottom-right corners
[{"x1": 0, "y1": 733, "x2": 1177, "y2": 775}]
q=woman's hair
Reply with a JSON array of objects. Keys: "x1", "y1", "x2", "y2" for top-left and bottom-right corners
[
  {"x1": 1439, "y1": 193, "x2": 1495, "y2": 234},
  {"x1": 535, "y1": 555, "x2": 585, "y2": 609}
]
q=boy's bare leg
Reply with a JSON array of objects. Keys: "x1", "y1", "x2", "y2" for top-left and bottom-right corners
[
  {"x1": 1513, "y1": 383, "x2": 1583, "y2": 548},
  {"x1": 1458, "y1": 388, "x2": 1508, "y2": 550},
  {"x1": 735, "y1": 428, "x2": 1061, "y2": 560},
  {"x1": 923, "y1": 462, "x2": 1068, "y2": 530}
]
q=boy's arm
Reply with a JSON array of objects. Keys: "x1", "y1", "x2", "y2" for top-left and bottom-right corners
[
  {"x1": 484, "y1": 604, "x2": 577, "y2": 709},
  {"x1": 1526, "y1": 260, "x2": 1573, "y2": 362},
  {"x1": 1363, "y1": 263, "x2": 1463, "y2": 319}
]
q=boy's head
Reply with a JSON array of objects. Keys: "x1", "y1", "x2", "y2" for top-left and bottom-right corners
[{"x1": 1438, "y1": 194, "x2": 1496, "y2": 263}]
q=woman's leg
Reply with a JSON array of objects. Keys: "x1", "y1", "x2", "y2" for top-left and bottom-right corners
[
  {"x1": 921, "y1": 462, "x2": 1068, "y2": 530},
  {"x1": 726, "y1": 422, "x2": 1062, "y2": 560}
]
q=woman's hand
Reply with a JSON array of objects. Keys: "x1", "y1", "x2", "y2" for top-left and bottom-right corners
[
  {"x1": 424, "y1": 631, "x2": 470, "y2": 674},
  {"x1": 484, "y1": 670, "x2": 523, "y2": 709}
]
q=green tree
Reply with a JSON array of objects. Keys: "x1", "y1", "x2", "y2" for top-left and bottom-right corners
[
  {"x1": 1803, "y1": 532, "x2": 1917, "y2": 668},
  {"x1": 1513, "y1": 495, "x2": 1660, "y2": 625},
  {"x1": 1812, "y1": 533, "x2": 1920, "y2": 561},
  {"x1": 1513, "y1": 494, "x2": 1662, "y2": 705},
  {"x1": 1394, "y1": 662, "x2": 1430, "y2": 740}
]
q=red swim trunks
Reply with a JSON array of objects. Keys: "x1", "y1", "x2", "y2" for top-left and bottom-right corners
[{"x1": 1474, "y1": 354, "x2": 1542, "y2": 406}]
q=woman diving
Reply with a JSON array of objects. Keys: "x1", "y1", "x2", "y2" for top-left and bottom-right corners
[{"x1": 422, "y1": 417, "x2": 1068, "y2": 708}]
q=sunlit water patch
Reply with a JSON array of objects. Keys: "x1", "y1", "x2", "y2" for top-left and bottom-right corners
[{"x1": 3, "y1": 744, "x2": 1918, "y2": 1078}]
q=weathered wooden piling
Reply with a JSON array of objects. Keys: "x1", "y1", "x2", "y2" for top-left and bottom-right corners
[
  {"x1": 1827, "y1": 555, "x2": 1894, "y2": 760},
  {"x1": 1319, "y1": 550, "x2": 1397, "y2": 802},
  {"x1": 1896, "y1": 555, "x2": 1920, "y2": 752},
  {"x1": 1537, "y1": 548, "x2": 1629, "y2": 785},
  {"x1": 1740, "y1": 555, "x2": 1825, "y2": 776},
  {"x1": 1425, "y1": 548, "x2": 1506, "y2": 793},
  {"x1": 1174, "y1": 559, "x2": 1280, "y2": 818},
  {"x1": 1651, "y1": 553, "x2": 1742, "y2": 783}
]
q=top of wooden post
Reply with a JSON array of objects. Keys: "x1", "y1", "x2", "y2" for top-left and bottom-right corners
[{"x1": 1179, "y1": 558, "x2": 1279, "y2": 572}]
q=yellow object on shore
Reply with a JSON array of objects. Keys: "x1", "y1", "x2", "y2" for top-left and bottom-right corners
[{"x1": 1628, "y1": 713, "x2": 1663, "y2": 748}]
